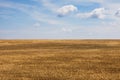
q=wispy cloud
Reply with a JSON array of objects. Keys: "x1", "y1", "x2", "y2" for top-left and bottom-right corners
[
  {"x1": 32, "y1": 0, "x2": 58, "y2": 12},
  {"x1": 0, "y1": 1, "x2": 63, "y2": 25}
]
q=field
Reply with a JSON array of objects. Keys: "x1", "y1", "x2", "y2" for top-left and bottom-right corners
[{"x1": 0, "y1": 40, "x2": 120, "y2": 80}]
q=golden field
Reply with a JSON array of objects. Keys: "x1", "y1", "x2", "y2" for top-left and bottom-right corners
[{"x1": 0, "y1": 40, "x2": 120, "y2": 80}]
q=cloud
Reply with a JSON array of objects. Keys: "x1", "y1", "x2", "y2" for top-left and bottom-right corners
[
  {"x1": 57, "y1": 5, "x2": 78, "y2": 17},
  {"x1": 62, "y1": 27, "x2": 72, "y2": 32},
  {"x1": 77, "y1": 8, "x2": 106, "y2": 19},
  {"x1": 0, "y1": 1, "x2": 64, "y2": 25},
  {"x1": 33, "y1": 23, "x2": 41, "y2": 27},
  {"x1": 90, "y1": 8, "x2": 106, "y2": 19},
  {"x1": 89, "y1": 0, "x2": 104, "y2": 3},
  {"x1": 32, "y1": 0, "x2": 58, "y2": 12},
  {"x1": 115, "y1": 8, "x2": 120, "y2": 17}
]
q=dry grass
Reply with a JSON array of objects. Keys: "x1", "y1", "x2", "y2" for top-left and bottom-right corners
[{"x1": 0, "y1": 40, "x2": 120, "y2": 80}]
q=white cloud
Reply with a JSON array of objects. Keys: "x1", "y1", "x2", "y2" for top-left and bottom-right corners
[
  {"x1": 115, "y1": 8, "x2": 120, "y2": 17},
  {"x1": 77, "y1": 8, "x2": 106, "y2": 19},
  {"x1": 62, "y1": 27, "x2": 72, "y2": 32},
  {"x1": 33, "y1": 23, "x2": 41, "y2": 27},
  {"x1": 57, "y1": 5, "x2": 78, "y2": 17},
  {"x1": 91, "y1": 8, "x2": 106, "y2": 19}
]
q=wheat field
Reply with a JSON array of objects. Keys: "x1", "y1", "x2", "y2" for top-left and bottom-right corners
[{"x1": 0, "y1": 40, "x2": 120, "y2": 80}]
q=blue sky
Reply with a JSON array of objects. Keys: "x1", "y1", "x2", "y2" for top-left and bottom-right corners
[{"x1": 0, "y1": 0, "x2": 120, "y2": 39}]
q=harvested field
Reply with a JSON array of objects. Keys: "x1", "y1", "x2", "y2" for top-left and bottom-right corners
[{"x1": 0, "y1": 40, "x2": 120, "y2": 80}]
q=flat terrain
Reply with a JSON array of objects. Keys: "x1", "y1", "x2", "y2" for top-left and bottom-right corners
[{"x1": 0, "y1": 40, "x2": 120, "y2": 80}]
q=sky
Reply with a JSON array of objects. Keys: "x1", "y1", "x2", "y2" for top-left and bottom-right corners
[{"x1": 0, "y1": 0, "x2": 120, "y2": 39}]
